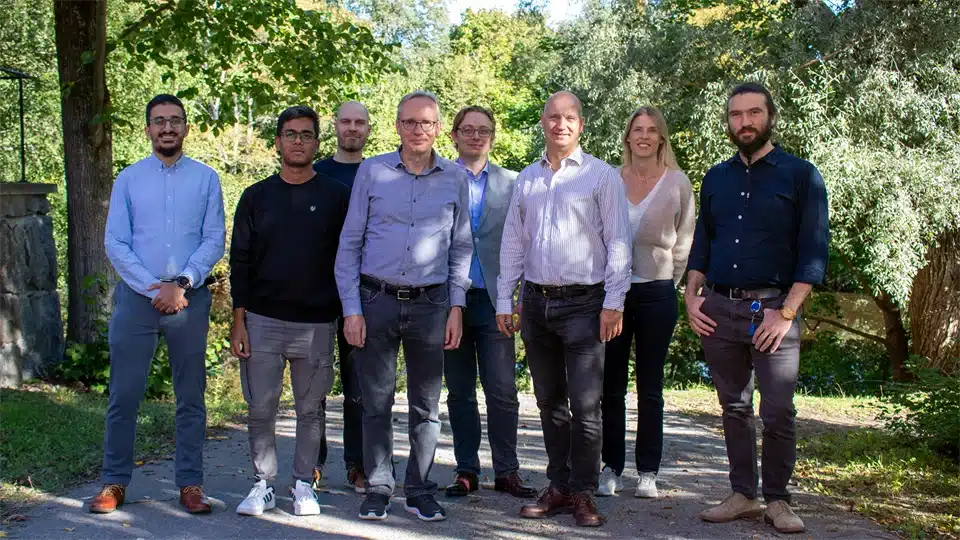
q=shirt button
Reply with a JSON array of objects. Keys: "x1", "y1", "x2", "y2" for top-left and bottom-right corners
[
  {"x1": 166, "y1": 243, "x2": 171, "y2": 248},
  {"x1": 474, "y1": 237, "x2": 479, "y2": 243},
  {"x1": 735, "y1": 239, "x2": 740, "y2": 243},
  {"x1": 401, "y1": 272, "x2": 406, "y2": 276},
  {"x1": 741, "y1": 192, "x2": 745, "y2": 196},
  {"x1": 738, "y1": 215, "x2": 742, "y2": 220},
  {"x1": 733, "y1": 264, "x2": 738, "y2": 269}
]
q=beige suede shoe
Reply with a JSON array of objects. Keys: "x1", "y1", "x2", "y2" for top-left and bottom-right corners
[
  {"x1": 700, "y1": 492, "x2": 763, "y2": 523},
  {"x1": 765, "y1": 500, "x2": 805, "y2": 533}
]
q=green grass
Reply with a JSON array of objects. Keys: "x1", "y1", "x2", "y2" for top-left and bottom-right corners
[
  {"x1": 0, "y1": 383, "x2": 177, "y2": 516},
  {"x1": 797, "y1": 429, "x2": 960, "y2": 540}
]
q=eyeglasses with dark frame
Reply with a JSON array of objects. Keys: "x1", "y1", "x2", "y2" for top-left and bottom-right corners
[
  {"x1": 400, "y1": 119, "x2": 438, "y2": 133},
  {"x1": 149, "y1": 116, "x2": 185, "y2": 128},
  {"x1": 457, "y1": 127, "x2": 494, "y2": 139},
  {"x1": 280, "y1": 130, "x2": 317, "y2": 143}
]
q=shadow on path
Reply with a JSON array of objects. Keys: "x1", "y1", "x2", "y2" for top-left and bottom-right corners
[{"x1": 5, "y1": 394, "x2": 898, "y2": 539}]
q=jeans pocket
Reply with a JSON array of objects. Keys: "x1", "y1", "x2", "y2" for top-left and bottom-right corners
[
  {"x1": 424, "y1": 285, "x2": 449, "y2": 306},
  {"x1": 359, "y1": 285, "x2": 381, "y2": 303}
]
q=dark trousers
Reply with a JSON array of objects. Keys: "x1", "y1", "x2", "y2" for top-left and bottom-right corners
[
  {"x1": 102, "y1": 281, "x2": 211, "y2": 488},
  {"x1": 443, "y1": 288, "x2": 520, "y2": 478},
  {"x1": 601, "y1": 280, "x2": 678, "y2": 476},
  {"x1": 699, "y1": 289, "x2": 800, "y2": 504},
  {"x1": 521, "y1": 282, "x2": 605, "y2": 493},
  {"x1": 317, "y1": 321, "x2": 363, "y2": 469},
  {"x1": 356, "y1": 283, "x2": 448, "y2": 497}
]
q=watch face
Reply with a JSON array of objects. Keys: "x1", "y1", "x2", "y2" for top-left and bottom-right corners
[{"x1": 177, "y1": 276, "x2": 191, "y2": 289}]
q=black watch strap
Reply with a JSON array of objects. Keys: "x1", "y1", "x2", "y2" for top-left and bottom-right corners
[{"x1": 176, "y1": 275, "x2": 192, "y2": 290}]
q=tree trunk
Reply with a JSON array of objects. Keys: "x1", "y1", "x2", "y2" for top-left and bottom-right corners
[
  {"x1": 873, "y1": 291, "x2": 912, "y2": 381},
  {"x1": 910, "y1": 228, "x2": 960, "y2": 375},
  {"x1": 53, "y1": 0, "x2": 115, "y2": 345}
]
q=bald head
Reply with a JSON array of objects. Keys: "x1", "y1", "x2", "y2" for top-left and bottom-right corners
[
  {"x1": 337, "y1": 101, "x2": 369, "y2": 122},
  {"x1": 543, "y1": 91, "x2": 583, "y2": 118},
  {"x1": 541, "y1": 91, "x2": 584, "y2": 154},
  {"x1": 334, "y1": 100, "x2": 371, "y2": 154}
]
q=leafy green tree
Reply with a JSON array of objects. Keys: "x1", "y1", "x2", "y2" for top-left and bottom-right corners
[{"x1": 51, "y1": 0, "x2": 396, "y2": 345}]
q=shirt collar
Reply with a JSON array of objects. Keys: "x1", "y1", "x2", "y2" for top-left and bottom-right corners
[
  {"x1": 727, "y1": 143, "x2": 783, "y2": 168},
  {"x1": 392, "y1": 146, "x2": 445, "y2": 174},
  {"x1": 149, "y1": 152, "x2": 187, "y2": 171},
  {"x1": 456, "y1": 158, "x2": 489, "y2": 179},
  {"x1": 540, "y1": 145, "x2": 585, "y2": 167}
]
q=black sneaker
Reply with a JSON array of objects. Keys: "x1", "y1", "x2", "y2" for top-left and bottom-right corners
[
  {"x1": 405, "y1": 494, "x2": 447, "y2": 522},
  {"x1": 358, "y1": 492, "x2": 391, "y2": 521}
]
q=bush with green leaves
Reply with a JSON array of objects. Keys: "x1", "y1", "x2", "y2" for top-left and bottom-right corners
[
  {"x1": 797, "y1": 331, "x2": 889, "y2": 396},
  {"x1": 878, "y1": 362, "x2": 960, "y2": 461}
]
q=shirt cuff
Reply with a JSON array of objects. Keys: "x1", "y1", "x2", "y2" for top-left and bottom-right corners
[
  {"x1": 602, "y1": 293, "x2": 625, "y2": 312},
  {"x1": 449, "y1": 285, "x2": 466, "y2": 308},
  {"x1": 180, "y1": 267, "x2": 201, "y2": 288},
  {"x1": 342, "y1": 297, "x2": 363, "y2": 317}
]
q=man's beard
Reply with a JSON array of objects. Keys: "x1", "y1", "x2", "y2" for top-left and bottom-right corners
[
  {"x1": 728, "y1": 121, "x2": 772, "y2": 158},
  {"x1": 155, "y1": 141, "x2": 182, "y2": 157},
  {"x1": 338, "y1": 134, "x2": 365, "y2": 153}
]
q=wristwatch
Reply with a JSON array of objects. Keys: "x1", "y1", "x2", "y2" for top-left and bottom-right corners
[
  {"x1": 175, "y1": 275, "x2": 192, "y2": 291},
  {"x1": 780, "y1": 305, "x2": 797, "y2": 321}
]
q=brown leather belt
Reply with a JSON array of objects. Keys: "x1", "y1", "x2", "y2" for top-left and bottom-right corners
[{"x1": 706, "y1": 282, "x2": 785, "y2": 300}]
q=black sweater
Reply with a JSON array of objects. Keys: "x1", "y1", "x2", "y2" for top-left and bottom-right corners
[{"x1": 230, "y1": 173, "x2": 350, "y2": 323}]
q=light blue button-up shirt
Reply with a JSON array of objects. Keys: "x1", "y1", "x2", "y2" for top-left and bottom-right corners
[
  {"x1": 458, "y1": 158, "x2": 488, "y2": 290},
  {"x1": 105, "y1": 153, "x2": 226, "y2": 299}
]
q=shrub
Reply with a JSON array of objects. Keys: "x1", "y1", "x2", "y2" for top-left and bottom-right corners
[
  {"x1": 797, "y1": 331, "x2": 890, "y2": 395},
  {"x1": 878, "y1": 360, "x2": 960, "y2": 461}
]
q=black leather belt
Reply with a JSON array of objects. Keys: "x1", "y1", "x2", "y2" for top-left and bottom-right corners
[
  {"x1": 525, "y1": 281, "x2": 603, "y2": 299},
  {"x1": 360, "y1": 275, "x2": 443, "y2": 301},
  {"x1": 706, "y1": 282, "x2": 785, "y2": 300}
]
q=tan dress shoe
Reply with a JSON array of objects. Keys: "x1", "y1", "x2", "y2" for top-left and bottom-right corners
[
  {"x1": 519, "y1": 486, "x2": 574, "y2": 518},
  {"x1": 179, "y1": 485, "x2": 212, "y2": 514},
  {"x1": 765, "y1": 500, "x2": 805, "y2": 533},
  {"x1": 700, "y1": 492, "x2": 763, "y2": 523},
  {"x1": 89, "y1": 484, "x2": 126, "y2": 514}
]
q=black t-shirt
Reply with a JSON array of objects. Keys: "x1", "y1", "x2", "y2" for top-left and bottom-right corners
[
  {"x1": 312, "y1": 157, "x2": 362, "y2": 189},
  {"x1": 229, "y1": 173, "x2": 350, "y2": 323}
]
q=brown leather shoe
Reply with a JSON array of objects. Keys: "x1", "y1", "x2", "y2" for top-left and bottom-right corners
[
  {"x1": 89, "y1": 484, "x2": 125, "y2": 514},
  {"x1": 494, "y1": 472, "x2": 537, "y2": 498},
  {"x1": 572, "y1": 491, "x2": 604, "y2": 527},
  {"x1": 519, "y1": 486, "x2": 573, "y2": 518},
  {"x1": 179, "y1": 485, "x2": 212, "y2": 514},
  {"x1": 444, "y1": 471, "x2": 479, "y2": 497}
]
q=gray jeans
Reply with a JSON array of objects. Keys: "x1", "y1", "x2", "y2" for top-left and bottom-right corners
[
  {"x1": 240, "y1": 312, "x2": 335, "y2": 483},
  {"x1": 356, "y1": 282, "x2": 448, "y2": 497},
  {"x1": 103, "y1": 281, "x2": 211, "y2": 488},
  {"x1": 699, "y1": 290, "x2": 800, "y2": 503}
]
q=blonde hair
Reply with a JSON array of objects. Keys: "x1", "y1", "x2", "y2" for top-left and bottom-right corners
[{"x1": 621, "y1": 106, "x2": 678, "y2": 169}]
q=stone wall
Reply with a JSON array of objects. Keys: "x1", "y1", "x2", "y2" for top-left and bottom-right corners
[{"x1": 1, "y1": 182, "x2": 64, "y2": 387}]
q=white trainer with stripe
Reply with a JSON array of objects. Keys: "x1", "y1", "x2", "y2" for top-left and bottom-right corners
[{"x1": 237, "y1": 480, "x2": 276, "y2": 516}]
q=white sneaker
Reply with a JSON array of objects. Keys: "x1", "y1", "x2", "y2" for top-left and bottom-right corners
[
  {"x1": 291, "y1": 479, "x2": 321, "y2": 516},
  {"x1": 635, "y1": 472, "x2": 659, "y2": 498},
  {"x1": 236, "y1": 480, "x2": 276, "y2": 516},
  {"x1": 596, "y1": 466, "x2": 622, "y2": 497}
]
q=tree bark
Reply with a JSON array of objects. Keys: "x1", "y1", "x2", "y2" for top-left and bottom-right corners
[
  {"x1": 53, "y1": 0, "x2": 115, "y2": 345},
  {"x1": 910, "y1": 228, "x2": 960, "y2": 375},
  {"x1": 873, "y1": 291, "x2": 912, "y2": 381}
]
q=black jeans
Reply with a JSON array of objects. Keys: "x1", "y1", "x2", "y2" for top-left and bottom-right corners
[
  {"x1": 699, "y1": 290, "x2": 800, "y2": 504},
  {"x1": 601, "y1": 280, "x2": 678, "y2": 475},
  {"x1": 317, "y1": 320, "x2": 362, "y2": 469},
  {"x1": 443, "y1": 288, "x2": 520, "y2": 478},
  {"x1": 521, "y1": 282, "x2": 605, "y2": 493}
]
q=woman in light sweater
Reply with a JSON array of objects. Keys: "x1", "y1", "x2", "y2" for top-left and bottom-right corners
[{"x1": 597, "y1": 106, "x2": 696, "y2": 498}]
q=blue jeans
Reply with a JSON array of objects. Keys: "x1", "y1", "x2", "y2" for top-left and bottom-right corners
[
  {"x1": 601, "y1": 280, "x2": 678, "y2": 475},
  {"x1": 356, "y1": 281, "x2": 448, "y2": 497},
  {"x1": 443, "y1": 288, "x2": 520, "y2": 478},
  {"x1": 102, "y1": 281, "x2": 211, "y2": 487},
  {"x1": 317, "y1": 322, "x2": 362, "y2": 470}
]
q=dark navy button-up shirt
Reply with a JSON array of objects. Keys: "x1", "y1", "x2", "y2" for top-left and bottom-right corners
[{"x1": 687, "y1": 145, "x2": 829, "y2": 290}]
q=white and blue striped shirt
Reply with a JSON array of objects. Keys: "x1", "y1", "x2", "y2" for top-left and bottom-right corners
[{"x1": 496, "y1": 146, "x2": 632, "y2": 314}]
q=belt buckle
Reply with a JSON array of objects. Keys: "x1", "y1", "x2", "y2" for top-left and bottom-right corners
[
  {"x1": 729, "y1": 288, "x2": 740, "y2": 300},
  {"x1": 396, "y1": 288, "x2": 412, "y2": 301}
]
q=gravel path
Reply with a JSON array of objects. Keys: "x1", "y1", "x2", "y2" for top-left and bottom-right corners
[{"x1": 6, "y1": 394, "x2": 897, "y2": 539}]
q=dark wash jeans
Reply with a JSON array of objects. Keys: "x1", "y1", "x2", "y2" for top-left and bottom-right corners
[
  {"x1": 699, "y1": 289, "x2": 800, "y2": 504},
  {"x1": 443, "y1": 288, "x2": 520, "y2": 478},
  {"x1": 355, "y1": 282, "x2": 448, "y2": 497},
  {"x1": 521, "y1": 282, "x2": 605, "y2": 493},
  {"x1": 601, "y1": 280, "x2": 678, "y2": 476},
  {"x1": 317, "y1": 321, "x2": 362, "y2": 470}
]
